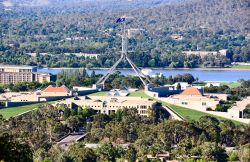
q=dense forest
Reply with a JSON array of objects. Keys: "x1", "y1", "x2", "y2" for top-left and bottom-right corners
[
  {"x1": 0, "y1": 105, "x2": 250, "y2": 161},
  {"x1": 0, "y1": 0, "x2": 249, "y2": 68},
  {"x1": 2, "y1": 0, "x2": 192, "y2": 14}
]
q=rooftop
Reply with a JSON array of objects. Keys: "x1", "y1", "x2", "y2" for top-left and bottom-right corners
[
  {"x1": 43, "y1": 85, "x2": 70, "y2": 93},
  {"x1": 181, "y1": 87, "x2": 202, "y2": 96},
  {"x1": 0, "y1": 65, "x2": 36, "y2": 69},
  {"x1": 59, "y1": 96, "x2": 155, "y2": 105}
]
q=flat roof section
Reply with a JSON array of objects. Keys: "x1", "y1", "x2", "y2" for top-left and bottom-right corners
[{"x1": 0, "y1": 65, "x2": 36, "y2": 70}]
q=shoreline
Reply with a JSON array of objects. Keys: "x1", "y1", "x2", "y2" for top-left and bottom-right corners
[{"x1": 44, "y1": 67, "x2": 250, "y2": 71}]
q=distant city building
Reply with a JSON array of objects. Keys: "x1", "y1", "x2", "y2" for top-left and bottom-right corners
[
  {"x1": 33, "y1": 35, "x2": 48, "y2": 39},
  {"x1": 26, "y1": 52, "x2": 100, "y2": 59},
  {"x1": 0, "y1": 65, "x2": 51, "y2": 84},
  {"x1": 64, "y1": 53, "x2": 100, "y2": 59},
  {"x1": 33, "y1": 72, "x2": 51, "y2": 83},
  {"x1": 26, "y1": 53, "x2": 50, "y2": 58},
  {"x1": 182, "y1": 49, "x2": 227, "y2": 58},
  {"x1": 170, "y1": 34, "x2": 183, "y2": 41},
  {"x1": 58, "y1": 96, "x2": 157, "y2": 117},
  {"x1": 127, "y1": 28, "x2": 143, "y2": 38},
  {"x1": 64, "y1": 37, "x2": 86, "y2": 41}
]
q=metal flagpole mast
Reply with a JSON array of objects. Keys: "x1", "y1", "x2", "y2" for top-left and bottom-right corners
[{"x1": 95, "y1": 17, "x2": 152, "y2": 89}]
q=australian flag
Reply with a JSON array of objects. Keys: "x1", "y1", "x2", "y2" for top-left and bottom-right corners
[{"x1": 116, "y1": 17, "x2": 126, "y2": 23}]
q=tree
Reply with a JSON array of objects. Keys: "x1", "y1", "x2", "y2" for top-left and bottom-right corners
[
  {"x1": 239, "y1": 143, "x2": 250, "y2": 162},
  {"x1": 219, "y1": 120, "x2": 236, "y2": 146},
  {"x1": 172, "y1": 138, "x2": 193, "y2": 160},
  {"x1": 176, "y1": 83, "x2": 181, "y2": 90},
  {"x1": 96, "y1": 142, "x2": 123, "y2": 162},
  {"x1": 198, "y1": 116, "x2": 221, "y2": 142},
  {"x1": 66, "y1": 116, "x2": 81, "y2": 132},
  {"x1": 149, "y1": 59, "x2": 156, "y2": 67},
  {"x1": 0, "y1": 85, "x2": 4, "y2": 93},
  {"x1": 198, "y1": 142, "x2": 228, "y2": 162},
  {"x1": 227, "y1": 151, "x2": 239, "y2": 162},
  {"x1": 0, "y1": 133, "x2": 33, "y2": 162},
  {"x1": 67, "y1": 142, "x2": 97, "y2": 162},
  {"x1": 63, "y1": 107, "x2": 71, "y2": 119},
  {"x1": 125, "y1": 146, "x2": 137, "y2": 162},
  {"x1": 243, "y1": 104, "x2": 250, "y2": 118}
]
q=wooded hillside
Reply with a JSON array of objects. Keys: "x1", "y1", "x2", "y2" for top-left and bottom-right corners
[{"x1": 0, "y1": 0, "x2": 249, "y2": 68}]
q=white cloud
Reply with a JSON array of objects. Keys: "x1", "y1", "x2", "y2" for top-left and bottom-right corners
[
  {"x1": 2, "y1": 0, "x2": 13, "y2": 7},
  {"x1": 19, "y1": 0, "x2": 50, "y2": 7},
  {"x1": 35, "y1": 0, "x2": 50, "y2": 6}
]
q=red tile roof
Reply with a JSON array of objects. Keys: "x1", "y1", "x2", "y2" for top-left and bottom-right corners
[
  {"x1": 181, "y1": 87, "x2": 202, "y2": 96},
  {"x1": 43, "y1": 85, "x2": 70, "y2": 93}
]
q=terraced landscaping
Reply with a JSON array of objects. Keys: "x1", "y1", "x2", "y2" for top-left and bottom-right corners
[
  {"x1": 163, "y1": 103, "x2": 243, "y2": 125},
  {"x1": 0, "y1": 103, "x2": 41, "y2": 119},
  {"x1": 127, "y1": 91, "x2": 244, "y2": 124},
  {"x1": 127, "y1": 91, "x2": 151, "y2": 98}
]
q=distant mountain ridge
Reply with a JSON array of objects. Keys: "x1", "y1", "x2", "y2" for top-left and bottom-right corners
[
  {"x1": 4, "y1": 0, "x2": 192, "y2": 10},
  {"x1": 129, "y1": 0, "x2": 250, "y2": 34},
  {"x1": 2, "y1": 0, "x2": 249, "y2": 34}
]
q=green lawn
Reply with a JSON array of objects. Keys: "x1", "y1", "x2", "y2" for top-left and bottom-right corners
[
  {"x1": 89, "y1": 90, "x2": 150, "y2": 98},
  {"x1": 128, "y1": 91, "x2": 151, "y2": 98},
  {"x1": 232, "y1": 64, "x2": 250, "y2": 69},
  {"x1": 0, "y1": 103, "x2": 41, "y2": 119},
  {"x1": 126, "y1": 91, "x2": 244, "y2": 125},
  {"x1": 89, "y1": 91, "x2": 108, "y2": 96},
  {"x1": 160, "y1": 102, "x2": 243, "y2": 125},
  {"x1": 221, "y1": 82, "x2": 241, "y2": 88}
]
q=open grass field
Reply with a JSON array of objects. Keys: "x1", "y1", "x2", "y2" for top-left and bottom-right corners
[
  {"x1": 165, "y1": 103, "x2": 239, "y2": 123},
  {"x1": 128, "y1": 91, "x2": 151, "y2": 98},
  {"x1": 89, "y1": 90, "x2": 150, "y2": 98},
  {"x1": 128, "y1": 91, "x2": 244, "y2": 125},
  {"x1": 89, "y1": 91, "x2": 108, "y2": 96},
  {"x1": 0, "y1": 101, "x2": 55, "y2": 119},
  {"x1": 221, "y1": 82, "x2": 241, "y2": 88},
  {"x1": 232, "y1": 64, "x2": 250, "y2": 69},
  {"x1": 159, "y1": 101, "x2": 243, "y2": 125},
  {"x1": 0, "y1": 103, "x2": 41, "y2": 119}
]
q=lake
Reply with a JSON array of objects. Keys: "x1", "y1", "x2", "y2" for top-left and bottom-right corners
[{"x1": 37, "y1": 68, "x2": 250, "y2": 82}]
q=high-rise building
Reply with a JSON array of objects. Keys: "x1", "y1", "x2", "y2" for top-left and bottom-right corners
[{"x1": 0, "y1": 65, "x2": 51, "y2": 84}]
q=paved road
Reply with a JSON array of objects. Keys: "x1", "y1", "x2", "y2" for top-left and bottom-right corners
[{"x1": 57, "y1": 134, "x2": 87, "y2": 150}]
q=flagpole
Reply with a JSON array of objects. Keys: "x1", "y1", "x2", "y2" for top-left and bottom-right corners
[{"x1": 94, "y1": 16, "x2": 152, "y2": 89}]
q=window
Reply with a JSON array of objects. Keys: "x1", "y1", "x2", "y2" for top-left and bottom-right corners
[
  {"x1": 202, "y1": 102, "x2": 206, "y2": 106},
  {"x1": 181, "y1": 102, "x2": 188, "y2": 105}
]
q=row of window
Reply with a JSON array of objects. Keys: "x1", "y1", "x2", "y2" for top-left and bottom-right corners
[
  {"x1": 140, "y1": 110, "x2": 148, "y2": 114},
  {"x1": 181, "y1": 102, "x2": 207, "y2": 106},
  {"x1": 88, "y1": 105, "x2": 150, "y2": 109}
]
